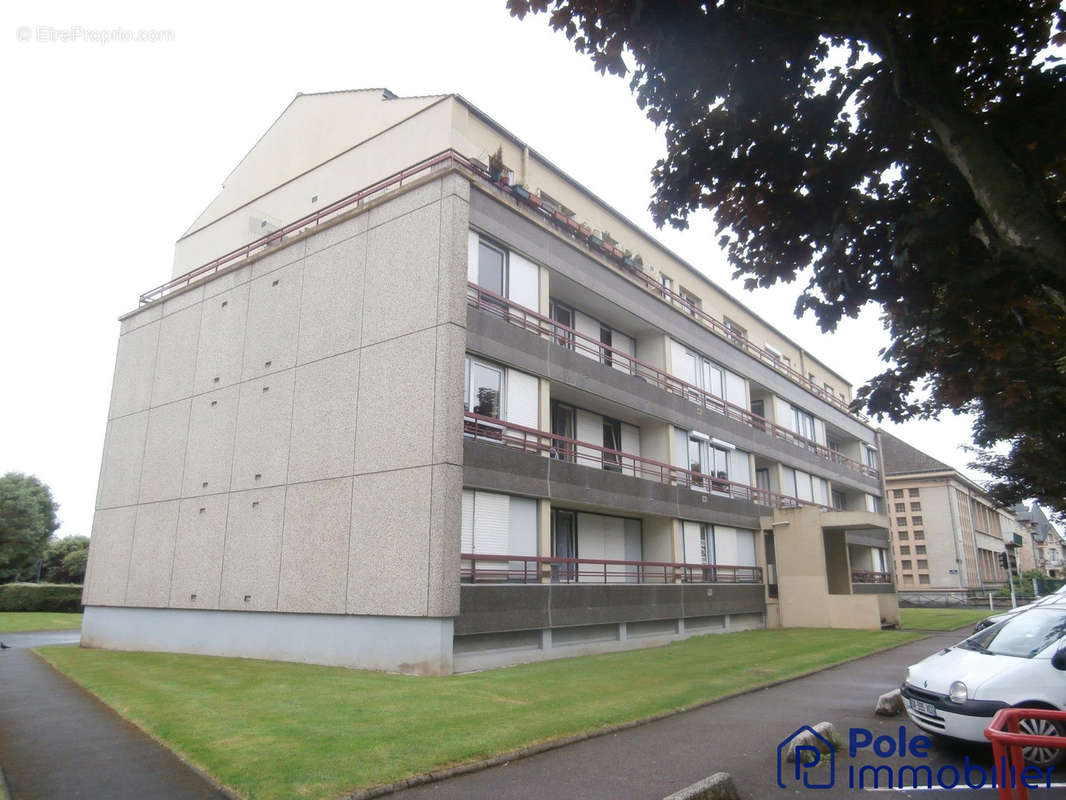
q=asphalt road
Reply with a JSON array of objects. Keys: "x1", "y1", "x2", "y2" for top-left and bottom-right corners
[{"x1": 389, "y1": 628, "x2": 1065, "y2": 799}]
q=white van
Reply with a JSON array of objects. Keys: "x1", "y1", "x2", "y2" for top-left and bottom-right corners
[{"x1": 901, "y1": 598, "x2": 1066, "y2": 768}]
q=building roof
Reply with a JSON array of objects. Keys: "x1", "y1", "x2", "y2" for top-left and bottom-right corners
[{"x1": 879, "y1": 430, "x2": 955, "y2": 476}]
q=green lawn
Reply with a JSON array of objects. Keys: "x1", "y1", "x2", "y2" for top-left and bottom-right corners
[
  {"x1": 40, "y1": 627, "x2": 920, "y2": 800},
  {"x1": 0, "y1": 612, "x2": 82, "y2": 633},
  {"x1": 899, "y1": 607, "x2": 991, "y2": 631}
]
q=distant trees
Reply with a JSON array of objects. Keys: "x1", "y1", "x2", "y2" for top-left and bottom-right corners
[
  {"x1": 41, "y1": 535, "x2": 89, "y2": 584},
  {"x1": 0, "y1": 473, "x2": 60, "y2": 583}
]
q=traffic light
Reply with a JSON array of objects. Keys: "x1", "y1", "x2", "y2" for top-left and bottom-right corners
[{"x1": 999, "y1": 552, "x2": 1009, "y2": 571}]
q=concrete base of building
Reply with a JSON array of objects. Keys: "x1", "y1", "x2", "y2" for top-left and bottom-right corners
[
  {"x1": 81, "y1": 606, "x2": 454, "y2": 675},
  {"x1": 452, "y1": 613, "x2": 765, "y2": 672}
]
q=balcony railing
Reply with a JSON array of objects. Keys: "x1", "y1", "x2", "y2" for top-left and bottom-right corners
[
  {"x1": 467, "y1": 282, "x2": 879, "y2": 480},
  {"x1": 460, "y1": 553, "x2": 763, "y2": 584},
  {"x1": 851, "y1": 570, "x2": 893, "y2": 584},
  {"x1": 464, "y1": 411, "x2": 831, "y2": 511}
]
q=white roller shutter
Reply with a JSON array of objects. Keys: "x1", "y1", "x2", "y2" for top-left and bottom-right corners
[
  {"x1": 673, "y1": 426, "x2": 690, "y2": 470},
  {"x1": 729, "y1": 449, "x2": 751, "y2": 487},
  {"x1": 682, "y1": 520, "x2": 704, "y2": 564},
  {"x1": 508, "y1": 251, "x2": 540, "y2": 311},
  {"x1": 574, "y1": 312, "x2": 601, "y2": 362},
  {"x1": 461, "y1": 489, "x2": 474, "y2": 553},
  {"x1": 812, "y1": 476, "x2": 829, "y2": 507},
  {"x1": 576, "y1": 409, "x2": 603, "y2": 469},
  {"x1": 621, "y1": 423, "x2": 640, "y2": 476},
  {"x1": 714, "y1": 526, "x2": 739, "y2": 565},
  {"x1": 467, "y1": 231, "x2": 479, "y2": 283},
  {"x1": 774, "y1": 397, "x2": 794, "y2": 431},
  {"x1": 813, "y1": 418, "x2": 828, "y2": 446},
  {"x1": 504, "y1": 369, "x2": 539, "y2": 429},
  {"x1": 612, "y1": 330, "x2": 635, "y2": 374},
  {"x1": 508, "y1": 496, "x2": 538, "y2": 555},
  {"x1": 671, "y1": 340, "x2": 698, "y2": 385},
  {"x1": 735, "y1": 529, "x2": 757, "y2": 567},
  {"x1": 577, "y1": 513, "x2": 605, "y2": 561},
  {"x1": 472, "y1": 491, "x2": 509, "y2": 555},
  {"x1": 724, "y1": 370, "x2": 747, "y2": 409},
  {"x1": 796, "y1": 469, "x2": 814, "y2": 503}
]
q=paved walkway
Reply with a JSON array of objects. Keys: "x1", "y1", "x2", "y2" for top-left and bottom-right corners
[
  {"x1": 0, "y1": 632, "x2": 227, "y2": 800},
  {"x1": 389, "y1": 629, "x2": 1015, "y2": 799}
]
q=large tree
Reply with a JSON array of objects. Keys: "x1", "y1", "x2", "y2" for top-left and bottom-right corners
[
  {"x1": 509, "y1": 0, "x2": 1066, "y2": 512},
  {"x1": 0, "y1": 473, "x2": 60, "y2": 582}
]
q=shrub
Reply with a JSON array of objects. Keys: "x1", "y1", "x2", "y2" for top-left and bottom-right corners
[{"x1": 0, "y1": 583, "x2": 83, "y2": 612}]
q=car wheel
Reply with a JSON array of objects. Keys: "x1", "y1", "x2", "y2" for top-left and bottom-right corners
[{"x1": 1017, "y1": 714, "x2": 1066, "y2": 768}]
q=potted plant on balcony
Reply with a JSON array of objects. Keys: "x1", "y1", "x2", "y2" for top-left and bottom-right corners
[
  {"x1": 588, "y1": 230, "x2": 604, "y2": 250},
  {"x1": 512, "y1": 183, "x2": 532, "y2": 202}
]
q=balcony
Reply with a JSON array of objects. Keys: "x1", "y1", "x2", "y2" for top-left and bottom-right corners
[
  {"x1": 851, "y1": 570, "x2": 892, "y2": 584},
  {"x1": 460, "y1": 553, "x2": 762, "y2": 584},
  {"x1": 464, "y1": 411, "x2": 830, "y2": 511},
  {"x1": 467, "y1": 282, "x2": 879, "y2": 481}
]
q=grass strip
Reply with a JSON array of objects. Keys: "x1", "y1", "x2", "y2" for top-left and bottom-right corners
[
  {"x1": 0, "y1": 612, "x2": 82, "y2": 633},
  {"x1": 40, "y1": 627, "x2": 921, "y2": 800},
  {"x1": 899, "y1": 607, "x2": 993, "y2": 631}
]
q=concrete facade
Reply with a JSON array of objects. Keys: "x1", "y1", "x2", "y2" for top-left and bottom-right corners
[{"x1": 86, "y1": 89, "x2": 895, "y2": 673}]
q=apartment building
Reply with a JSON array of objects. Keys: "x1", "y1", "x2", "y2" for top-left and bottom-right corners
[
  {"x1": 879, "y1": 431, "x2": 1012, "y2": 595},
  {"x1": 1013, "y1": 503, "x2": 1066, "y2": 579},
  {"x1": 82, "y1": 89, "x2": 896, "y2": 674}
]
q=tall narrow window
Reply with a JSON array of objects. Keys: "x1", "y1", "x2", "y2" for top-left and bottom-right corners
[
  {"x1": 599, "y1": 325, "x2": 613, "y2": 367},
  {"x1": 603, "y1": 418, "x2": 622, "y2": 472},
  {"x1": 551, "y1": 509, "x2": 578, "y2": 582},
  {"x1": 465, "y1": 357, "x2": 503, "y2": 419},
  {"x1": 550, "y1": 401, "x2": 575, "y2": 462},
  {"x1": 477, "y1": 240, "x2": 506, "y2": 297},
  {"x1": 679, "y1": 286, "x2": 702, "y2": 315},
  {"x1": 549, "y1": 300, "x2": 574, "y2": 349},
  {"x1": 688, "y1": 437, "x2": 704, "y2": 488},
  {"x1": 792, "y1": 406, "x2": 816, "y2": 441},
  {"x1": 723, "y1": 317, "x2": 747, "y2": 341}
]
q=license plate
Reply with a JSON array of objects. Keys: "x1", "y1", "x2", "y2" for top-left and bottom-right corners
[{"x1": 909, "y1": 698, "x2": 938, "y2": 717}]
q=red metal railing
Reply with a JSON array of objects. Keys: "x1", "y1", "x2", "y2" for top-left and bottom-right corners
[
  {"x1": 144, "y1": 146, "x2": 863, "y2": 420},
  {"x1": 459, "y1": 553, "x2": 762, "y2": 584},
  {"x1": 985, "y1": 707, "x2": 1066, "y2": 800},
  {"x1": 851, "y1": 569, "x2": 893, "y2": 584},
  {"x1": 468, "y1": 282, "x2": 879, "y2": 480},
  {"x1": 464, "y1": 411, "x2": 830, "y2": 511}
]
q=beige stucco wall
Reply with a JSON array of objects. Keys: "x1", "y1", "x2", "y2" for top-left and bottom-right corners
[{"x1": 85, "y1": 174, "x2": 470, "y2": 620}]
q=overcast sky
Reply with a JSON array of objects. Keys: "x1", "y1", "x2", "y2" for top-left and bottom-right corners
[{"x1": 2, "y1": 0, "x2": 990, "y2": 538}]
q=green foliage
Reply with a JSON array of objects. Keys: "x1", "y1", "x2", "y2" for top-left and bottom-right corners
[
  {"x1": 0, "y1": 582, "x2": 83, "y2": 612},
  {"x1": 509, "y1": 0, "x2": 1066, "y2": 513},
  {"x1": 898, "y1": 607, "x2": 993, "y2": 631},
  {"x1": 0, "y1": 473, "x2": 60, "y2": 583},
  {"x1": 41, "y1": 535, "x2": 89, "y2": 584}
]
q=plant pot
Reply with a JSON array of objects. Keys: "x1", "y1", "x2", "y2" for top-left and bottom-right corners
[
  {"x1": 588, "y1": 235, "x2": 603, "y2": 250},
  {"x1": 512, "y1": 185, "x2": 531, "y2": 201},
  {"x1": 553, "y1": 210, "x2": 568, "y2": 226}
]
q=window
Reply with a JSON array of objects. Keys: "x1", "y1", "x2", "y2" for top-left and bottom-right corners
[
  {"x1": 898, "y1": 530, "x2": 909, "y2": 540},
  {"x1": 549, "y1": 300, "x2": 574, "y2": 349},
  {"x1": 602, "y1": 418, "x2": 622, "y2": 472},
  {"x1": 910, "y1": 502, "x2": 921, "y2": 511},
  {"x1": 688, "y1": 436, "x2": 730, "y2": 491},
  {"x1": 901, "y1": 560, "x2": 912, "y2": 570},
  {"x1": 897, "y1": 517, "x2": 907, "y2": 527},
  {"x1": 660, "y1": 274, "x2": 674, "y2": 295},
  {"x1": 915, "y1": 545, "x2": 926, "y2": 554},
  {"x1": 919, "y1": 574, "x2": 930, "y2": 584},
  {"x1": 864, "y1": 447, "x2": 879, "y2": 469},
  {"x1": 679, "y1": 286, "x2": 702, "y2": 315},
  {"x1": 914, "y1": 530, "x2": 925, "y2": 540},
  {"x1": 477, "y1": 239, "x2": 507, "y2": 297},
  {"x1": 599, "y1": 325, "x2": 613, "y2": 367},
  {"x1": 550, "y1": 401, "x2": 575, "y2": 462},
  {"x1": 465, "y1": 356, "x2": 503, "y2": 418},
  {"x1": 831, "y1": 490, "x2": 846, "y2": 510},
  {"x1": 823, "y1": 381, "x2": 834, "y2": 397},
  {"x1": 917, "y1": 559, "x2": 929, "y2": 570},
  {"x1": 903, "y1": 574, "x2": 915, "y2": 584},
  {"x1": 895, "y1": 503, "x2": 906, "y2": 513},
  {"x1": 893, "y1": 489, "x2": 904, "y2": 499},
  {"x1": 808, "y1": 372, "x2": 817, "y2": 384},
  {"x1": 792, "y1": 406, "x2": 817, "y2": 441},
  {"x1": 908, "y1": 488, "x2": 920, "y2": 497},
  {"x1": 900, "y1": 546, "x2": 910, "y2": 555},
  {"x1": 912, "y1": 516, "x2": 923, "y2": 526},
  {"x1": 723, "y1": 316, "x2": 747, "y2": 341}
]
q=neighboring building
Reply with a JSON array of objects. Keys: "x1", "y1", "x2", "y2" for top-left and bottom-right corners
[
  {"x1": 82, "y1": 89, "x2": 896, "y2": 675},
  {"x1": 1014, "y1": 503, "x2": 1066, "y2": 579},
  {"x1": 879, "y1": 431, "x2": 1011, "y2": 594}
]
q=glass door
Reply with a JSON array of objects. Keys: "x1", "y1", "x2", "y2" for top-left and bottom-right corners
[
  {"x1": 551, "y1": 401, "x2": 575, "y2": 461},
  {"x1": 551, "y1": 509, "x2": 578, "y2": 582}
]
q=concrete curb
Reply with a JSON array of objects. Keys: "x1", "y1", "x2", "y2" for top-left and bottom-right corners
[
  {"x1": 31, "y1": 648, "x2": 244, "y2": 800},
  {"x1": 338, "y1": 632, "x2": 930, "y2": 799},
  {"x1": 662, "y1": 772, "x2": 739, "y2": 800}
]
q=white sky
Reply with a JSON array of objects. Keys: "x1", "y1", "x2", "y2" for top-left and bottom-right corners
[{"x1": 1, "y1": 0, "x2": 985, "y2": 538}]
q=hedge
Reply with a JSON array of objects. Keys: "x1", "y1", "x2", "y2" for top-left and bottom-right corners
[{"x1": 0, "y1": 583, "x2": 83, "y2": 612}]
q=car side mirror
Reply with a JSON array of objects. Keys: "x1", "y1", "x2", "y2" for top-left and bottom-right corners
[{"x1": 1053, "y1": 648, "x2": 1066, "y2": 671}]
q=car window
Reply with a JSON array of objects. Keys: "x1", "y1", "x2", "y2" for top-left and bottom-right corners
[{"x1": 962, "y1": 608, "x2": 1066, "y2": 658}]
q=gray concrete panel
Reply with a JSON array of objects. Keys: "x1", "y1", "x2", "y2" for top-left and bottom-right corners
[
  {"x1": 277, "y1": 477, "x2": 352, "y2": 614},
  {"x1": 242, "y1": 261, "x2": 303, "y2": 381},
  {"x1": 82, "y1": 506, "x2": 138, "y2": 606},
  {"x1": 138, "y1": 399, "x2": 191, "y2": 504},
  {"x1": 193, "y1": 281, "x2": 249, "y2": 394},
  {"x1": 366, "y1": 179, "x2": 442, "y2": 230},
  {"x1": 219, "y1": 486, "x2": 286, "y2": 611},
  {"x1": 679, "y1": 584, "x2": 765, "y2": 616},
  {"x1": 437, "y1": 192, "x2": 471, "y2": 329},
  {"x1": 462, "y1": 439, "x2": 550, "y2": 499},
  {"x1": 362, "y1": 202, "x2": 441, "y2": 347},
  {"x1": 118, "y1": 302, "x2": 161, "y2": 335},
  {"x1": 348, "y1": 467, "x2": 432, "y2": 616},
  {"x1": 297, "y1": 233, "x2": 366, "y2": 365},
  {"x1": 169, "y1": 495, "x2": 228, "y2": 609},
  {"x1": 151, "y1": 303, "x2": 201, "y2": 407},
  {"x1": 288, "y1": 351, "x2": 359, "y2": 484},
  {"x1": 853, "y1": 583, "x2": 895, "y2": 594},
  {"x1": 303, "y1": 210, "x2": 368, "y2": 258},
  {"x1": 96, "y1": 411, "x2": 149, "y2": 509},
  {"x1": 433, "y1": 323, "x2": 466, "y2": 466},
  {"x1": 125, "y1": 499, "x2": 179, "y2": 607},
  {"x1": 456, "y1": 585, "x2": 551, "y2": 635},
  {"x1": 354, "y1": 328, "x2": 437, "y2": 474},
  {"x1": 160, "y1": 283, "x2": 204, "y2": 317},
  {"x1": 549, "y1": 584, "x2": 686, "y2": 628},
  {"x1": 109, "y1": 321, "x2": 159, "y2": 419},
  {"x1": 181, "y1": 384, "x2": 239, "y2": 497},
  {"x1": 230, "y1": 369, "x2": 295, "y2": 492},
  {"x1": 427, "y1": 463, "x2": 462, "y2": 617},
  {"x1": 82, "y1": 606, "x2": 454, "y2": 675}
]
